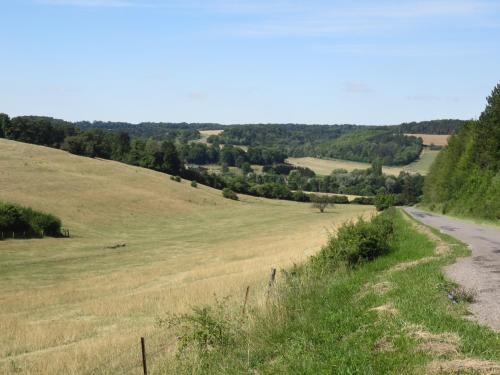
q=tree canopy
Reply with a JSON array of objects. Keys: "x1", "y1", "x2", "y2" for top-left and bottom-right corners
[{"x1": 423, "y1": 84, "x2": 500, "y2": 219}]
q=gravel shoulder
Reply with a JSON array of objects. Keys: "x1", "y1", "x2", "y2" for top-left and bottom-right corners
[{"x1": 404, "y1": 207, "x2": 500, "y2": 331}]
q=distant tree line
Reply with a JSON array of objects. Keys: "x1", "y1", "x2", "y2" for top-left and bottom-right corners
[
  {"x1": 0, "y1": 113, "x2": 424, "y2": 206},
  {"x1": 423, "y1": 84, "x2": 500, "y2": 219},
  {"x1": 396, "y1": 119, "x2": 465, "y2": 135},
  {"x1": 190, "y1": 159, "x2": 423, "y2": 205},
  {"x1": 75, "y1": 121, "x2": 223, "y2": 141},
  {"x1": 316, "y1": 130, "x2": 423, "y2": 166},
  {"x1": 211, "y1": 125, "x2": 425, "y2": 166}
]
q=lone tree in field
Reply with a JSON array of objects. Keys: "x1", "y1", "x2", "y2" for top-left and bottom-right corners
[{"x1": 311, "y1": 195, "x2": 332, "y2": 213}]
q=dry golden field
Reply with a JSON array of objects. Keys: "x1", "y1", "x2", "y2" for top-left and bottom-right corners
[
  {"x1": 0, "y1": 139, "x2": 374, "y2": 374},
  {"x1": 198, "y1": 129, "x2": 223, "y2": 140},
  {"x1": 287, "y1": 157, "x2": 405, "y2": 176},
  {"x1": 405, "y1": 133, "x2": 450, "y2": 146},
  {"x1": 288, "y1": 148, "x2": 440, "y2": 177}
]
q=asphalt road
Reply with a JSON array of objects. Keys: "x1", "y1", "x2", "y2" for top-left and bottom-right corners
[{"x1": 404, "y1": 207, "x2": 500, "y2": 331}]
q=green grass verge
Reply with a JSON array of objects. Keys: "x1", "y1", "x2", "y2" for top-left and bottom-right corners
[
  {"x1": 162, "y1": 209, "x2": 500, "y2": 374},
  {"x1": 417, "y1": 204, "x2": 500, "y2": 228}
]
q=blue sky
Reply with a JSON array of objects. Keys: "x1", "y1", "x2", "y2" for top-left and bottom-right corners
[{"x1": 1, "y1": 0, "x2": 499, "y2": 124}]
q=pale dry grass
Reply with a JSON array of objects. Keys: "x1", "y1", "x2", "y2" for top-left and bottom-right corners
[
  {"x1": 406, "y1": 324, "x2": 461, "y2": 357},
  {"x1": 287, "y1": 146, "x2": 441, "y2": 177},
  {"x1": 426, "y1": 359, "x2": 500, "y2": 374},
  {"x1": 195, "y1": 129, "x2": 224, "y2": 144},
  {"x1": 405, "y1": 133, "x2": 450, "y2": 146},
  {"x1": 0, "y1": 139, "x2": 374, "y2": 374},
  {"x1": 199, "y1": 130, "x2": 223, "y2": 137},
  {"x1": 369, "y1": 304, "x2": 399, "y2": 316},
  {"x1": 287, "y1": 157, "x2": 404, "y2": 176}
]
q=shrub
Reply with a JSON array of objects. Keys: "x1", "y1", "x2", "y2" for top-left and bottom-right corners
[
  {"x1": 310, "y1": 194, "x2": 331, "y2": 213},
  {"x1": 313, "y1": 209, "x2": 394, "y2": 268},
  {"x1": 191, "y1": 180, "x2": 198, "y2": 188},
  {"x1": 158, "y1": 297, "x2": 240, "y2": 355},
  {"x1": 293, "y1": 190, "x2": 310, "y2": 202},
  {"x1": 0, "y1": 201, "x2": 62, "y2": 237},
  {"x1": 351, "y1": 196, "x2": 375, "y2": 205},
  {"x1": 329, "y1": 195, "x2": 349, "y2": 204},
  {"x1": 222, "y1": 188, "x2": 239, "y2": 201},
  {"x1": 0, "y1": 203, "x2": 29, "y2": 233},
  {"x1": 170, "y1": 175, "x2": 181, "y2": 182},
  {"x1": 374, "y1": 193, "x2": 396, "y2": 211},
  {"x1": 25, "y1": 209, "x2": 62, "y2": 236}
]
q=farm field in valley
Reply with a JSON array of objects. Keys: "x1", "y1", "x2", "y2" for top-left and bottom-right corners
[
  {"x1": 405, "y1": 133, "x2": 449, "y2": 146},
  {"x1": 197, "y1": 129, "x2": 223, "y2": 143},
  {"x1": 288, "y1": 148, "x2": 440, "y2": 176},
  {"x1": 0, "y1": 139, "x2": 374, "y2": 374}
]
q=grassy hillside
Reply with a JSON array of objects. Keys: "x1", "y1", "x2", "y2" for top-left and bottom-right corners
[
  {"x1": 0, "y1": 138, "x2": 373, "y2": 375},
  {"x1": 423, "y1": 84, "x2": 500, "y2": 220}
]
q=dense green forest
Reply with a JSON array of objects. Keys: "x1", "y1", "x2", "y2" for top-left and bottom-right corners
[
  {"x1": 396, "y1": 119, "x2": 465, "y2": 134},
  {"x1": 315, "y1": 130, "x2": 423, "y2": 165},
  {"x1": 0, "y1": 115, "x2": 460, "y2": 167},
  {"x1": 75, "y1": 121, "x2": 222, "y2": 141},
  {"x1": 423, "y1": 85, "x2": 500, "y2": 219},
  {"x1": 210, "y1": 121, "x2": 458, "y2": 165},
  {"x1": 77, "y1": 119, "x2": 458, "y2": 166}
]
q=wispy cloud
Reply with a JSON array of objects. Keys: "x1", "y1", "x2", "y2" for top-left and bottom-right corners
[
  {"x1": 343, "y1": 81, "x2": 374, "y2": 94},
  {"x1": 234, "y1": 0, "x2": 495, "y2": 37},
  {"x1": 35, "y1": 0, "x2": 498, "y2": 37}
]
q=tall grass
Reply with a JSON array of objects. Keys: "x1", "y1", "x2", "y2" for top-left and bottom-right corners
[{"x1": 161, "y1": 209, "x2": 500, "y2": 374}]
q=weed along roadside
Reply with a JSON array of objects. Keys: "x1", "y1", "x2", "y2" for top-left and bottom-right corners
[{"x1": 135, "y1": 208, "x2": 499, "y2": 374}]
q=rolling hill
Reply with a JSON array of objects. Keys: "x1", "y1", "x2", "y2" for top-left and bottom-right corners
[{"x1": 0, "y1": 138, "x2": 374, "y2": 375}]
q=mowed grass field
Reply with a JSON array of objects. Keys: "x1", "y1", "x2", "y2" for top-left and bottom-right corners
[
  {"x1": 288, "y1": 148, "x2": 440, "y2": 176},
  {"x1": 0, "y1": 139, "x2": 374, "y2": 374}
]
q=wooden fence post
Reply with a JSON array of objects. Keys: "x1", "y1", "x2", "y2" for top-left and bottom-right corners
[
  {"x1": 141, "y1": 337, "x2": 148, "y2": 375},
  {"x1": 266, "y1": 268, "x2": 277, "y2": 302},
  {"x1": 242, "y1": 286, "x2": 250, "y2": 314}
]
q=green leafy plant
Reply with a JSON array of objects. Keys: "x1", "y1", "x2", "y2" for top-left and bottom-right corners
[{"x1": 222, "y1": 188, "x2": 238, "y2": 201}]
